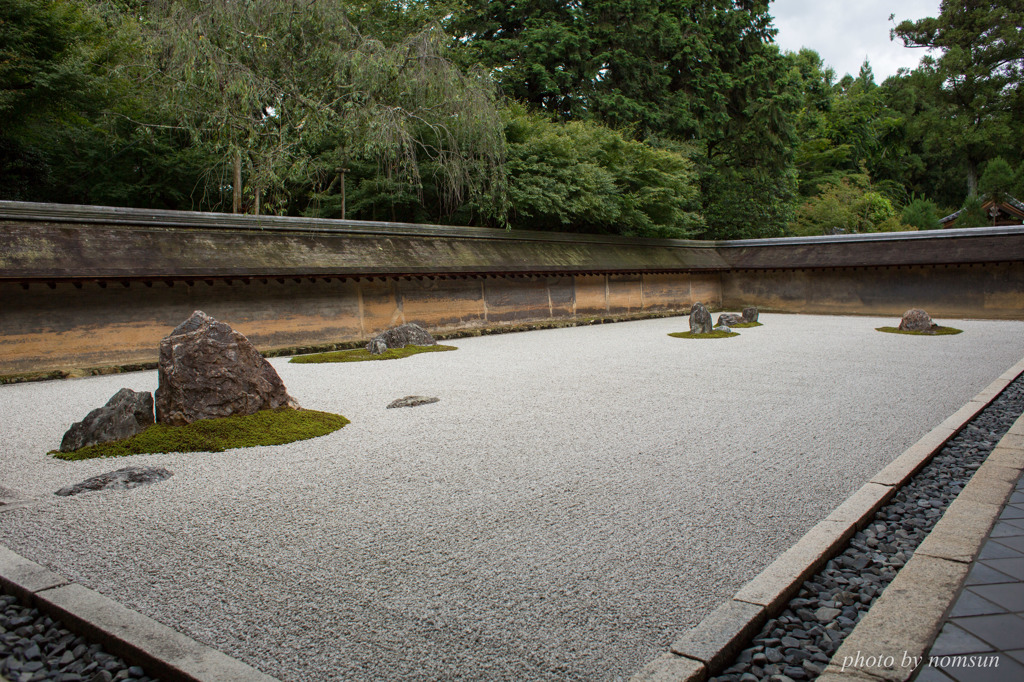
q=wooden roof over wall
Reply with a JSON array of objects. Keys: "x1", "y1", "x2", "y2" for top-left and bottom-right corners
[{"x1": 2, "y1": 201, "x2": 1024, "y2": 285}]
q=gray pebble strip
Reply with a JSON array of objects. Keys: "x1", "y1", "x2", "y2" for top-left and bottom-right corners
[
  {"x1": 0, "y1": 593, "x2": 157, "y2": 682},
  {"x1": 712, "y1": 374, "x2": 1024, "y2": 682}
]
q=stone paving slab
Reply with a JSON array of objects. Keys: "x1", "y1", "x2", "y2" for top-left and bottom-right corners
[
  {"x1": 733, "y1": 519, "x2": 855, "y2": 612},
  {"x1": 669, "y1": 600, "x2": 766, "y2": 671}
]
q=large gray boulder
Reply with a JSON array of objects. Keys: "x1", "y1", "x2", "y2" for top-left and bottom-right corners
[
  {"x1": 898, "y1": 308, "x2": 937, "y2": 332},
  {"x1": 155, "y1": 311, "x2": 298, "y2": 426},
  {"x1": 60, "y1": 388, "x2": 154, "y2": 452},
  {"x1": 55, "y1": 466, "x2": 173, "y2": 497},
  {"x1": 742, "y1": 307, "x2": 759, "y2": 323},
  {"x1": 689, "y1": 302, "x2": 713, "y2": 334},
  {"x1": 366, "y1": 323, "x2": 436, "y2": 355}
]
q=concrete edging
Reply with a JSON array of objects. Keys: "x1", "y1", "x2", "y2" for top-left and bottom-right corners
[
  {"x1": 818, "y1": 399, "x2": 1024, "y2": 680},
  {"x1": 630, "y1": 357, "x2": 1024, "y2": 682},
  {"x1": 0, "y1": 546, "x2": 279, "y2": 682}
]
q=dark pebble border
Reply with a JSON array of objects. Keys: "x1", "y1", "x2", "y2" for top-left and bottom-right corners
[
  {"x1": 710, "y1": 374, "x2": 1024, "y2": 682},
  {"x1": 0, "y1": 592, "x2": 158, "y2": 682}
]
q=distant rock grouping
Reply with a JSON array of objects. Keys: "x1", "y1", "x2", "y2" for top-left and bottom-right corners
[
  {"x1": 366, "y1": 323, "x2": 437, "y2": 355},
  {"x1": 690, "y1": 303, "x2": 759, "y2": 334}
]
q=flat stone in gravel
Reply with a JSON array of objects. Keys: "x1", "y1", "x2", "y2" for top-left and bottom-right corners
[
  {"x1": 55, "y1": 467, "x2": 173, "y2": 497},
  {"x1": 387, "y1": 396, "x2": 440, "y2": 409}
]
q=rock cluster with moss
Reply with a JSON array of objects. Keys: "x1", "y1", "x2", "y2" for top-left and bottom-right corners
[{"x1": 59, "y1": 311, "x2": 305, "y2": 454}]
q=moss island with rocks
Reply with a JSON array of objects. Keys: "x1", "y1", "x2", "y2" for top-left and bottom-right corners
[
  {"x1": 52, "y1": 408, "x2": 349, "y2": 461},
  {"x1": 876, "y1": 326, "x2": 963, "y2": 336}
]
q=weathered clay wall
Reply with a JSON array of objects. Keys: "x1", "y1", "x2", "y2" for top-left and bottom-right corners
[
  {"x1": 0, "y1": 272, "x2": 717, "y2": 375},
  {"x1": 721, "y1": 263, "x2": 1024, "y2": 320},
  {"x1": 2, "y1": 201, "x2": 1023, "y2": 376}
]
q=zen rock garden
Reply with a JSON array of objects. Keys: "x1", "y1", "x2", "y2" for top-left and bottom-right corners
[{"x1": 53, "y1": 314, "x2": 446, "y2": 492}]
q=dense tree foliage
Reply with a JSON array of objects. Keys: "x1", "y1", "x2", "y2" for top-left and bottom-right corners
[
  {"x1": 894, "y1": 0, "x2": 1024, "y2": 197},
  {"x1": 2, "y1": 0, "x2": 1022, "y2": 236}
]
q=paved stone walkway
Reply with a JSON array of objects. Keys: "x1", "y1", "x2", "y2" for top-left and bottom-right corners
[{"x1": 918, "y1": 470, "x2": 1024, "y2": 681}]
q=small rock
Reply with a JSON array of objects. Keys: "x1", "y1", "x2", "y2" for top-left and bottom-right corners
[
  {"x1": 815, "y1": 606, "x2": 841, "y2": 623},
  {"x1": 60, "y1": 389, "x2": 154, "y2": 452},
  {"x1": 386, "y1": 396, "x2": 440, "y2": 409},
  {"x1": 717, "y1": 313, "x2": 744, "y2": 327},
  {"x1": 366, "y1": 323, "x2": 436, "y2": 355}
]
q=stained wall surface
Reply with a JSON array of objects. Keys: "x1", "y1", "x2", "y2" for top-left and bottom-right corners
[{"x1": 0, "y1": 273, "x2": 715, "y2": 374}]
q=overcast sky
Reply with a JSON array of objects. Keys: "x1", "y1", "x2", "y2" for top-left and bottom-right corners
[{"x1": 768, "y1": 0, "x2": 941, "y2": 82}]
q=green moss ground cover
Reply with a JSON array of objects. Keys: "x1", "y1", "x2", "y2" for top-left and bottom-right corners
[
  {"x1": 729, "y1": 322, "x2": 763, "y2": 329},
  {"x1": 52, "y1": 408, "x2": 349, "y2": 461},
  {"x1": 290, "y1": 344, "x2": 457, "y2": 363},
  {"x1": 668, "y1": 330, "x2": 740, "y2": 339},
  {"x1": 876, "y1": 326, "x2": 963, "y2": 336}
]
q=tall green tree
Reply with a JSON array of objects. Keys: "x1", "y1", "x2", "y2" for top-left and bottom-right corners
[
  {"x1": 979, "y1": 157, "x2": 1015, "y2": 204},
  {"x1": 498, "y1": 104, "x2": 703, "y2": 237},
  {"x1": 1, "y1": 0, "x2": 113, "y2": 199},
  {"x1": 454, "y1": 0, "x2": 798, "y2": 238},
  {"x1": 148, "y1": 0, "x2": 506, "y2": 218},
  {"x1": 894, "y1": 1, "x2": 1024, "y2": 197}
]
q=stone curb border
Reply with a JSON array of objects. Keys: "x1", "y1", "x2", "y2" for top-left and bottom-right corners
[
  {"x1": 818, "y1": 404, "x2": 1024, "y2": 680},
  {"x1": 0, "y1": 546, "x2": 280, "y2": 682},
  {"x1": 630, "y1": 357, "x2": 1024, "y2": 682}
]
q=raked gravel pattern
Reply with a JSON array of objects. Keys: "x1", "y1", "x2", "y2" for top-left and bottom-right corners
[{"x1": 1, "y1": 314, "x2": 1023, "y2": 681}]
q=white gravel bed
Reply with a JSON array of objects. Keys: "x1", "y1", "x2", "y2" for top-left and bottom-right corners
[{"x1": 1, "y1": 314, "x2": 1023, "y2": 681}]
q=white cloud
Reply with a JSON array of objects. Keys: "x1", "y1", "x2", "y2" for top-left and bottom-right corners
[{"x1": 768, "y1": 0, "x2": 941, "y2": 81}]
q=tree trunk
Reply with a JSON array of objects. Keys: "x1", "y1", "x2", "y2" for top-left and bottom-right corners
[
  {"x1": 340, "y1": 169, "x2": 346, "y2": 220},
  {"x1": 254, "y1": 187, "x2": 260, "y2": 216},
  {"x1": 232, "y1": 153, "x2": 242, "y2": 214},
  {"x1": 967, "y1": 159, "x2": 979, "y2": 197}
]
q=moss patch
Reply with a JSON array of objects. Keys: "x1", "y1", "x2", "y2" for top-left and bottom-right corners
[
  {"x1": 51, "y1": 408, "x2": 349, "y2": 461},
  {"x1": 668, "y1": 330, "x2": 740, "y2": 339},
  {"x1": 876, "y1": 326, "x2": 963, "y2": 336},
  {"x1": 290, "y1": 344, "x2": 457, "y2": 363},
  {"x1": 729, "y1": 322, "x2": 763, "y2": 329}
]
